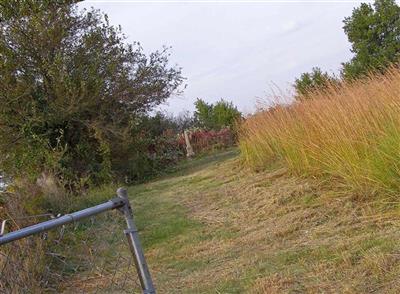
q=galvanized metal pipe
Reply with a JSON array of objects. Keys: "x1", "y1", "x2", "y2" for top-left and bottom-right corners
[
  {"x1": 117, "y1": 187, "x2": 156, "y2": 294},
  {"x1": 0, "y1": 197, "x2": 125, "y2": 245},
  {"x1": 0, "y1": 188, "x2": 156, "y2": 294}
]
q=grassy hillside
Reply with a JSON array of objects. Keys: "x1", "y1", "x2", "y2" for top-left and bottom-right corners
[
  {"x1": 240, "y1": 69, "x2": 400, "y2": 196},
  {"x1": 71, "y1": 149, "x2": 400, "y2": 293}
]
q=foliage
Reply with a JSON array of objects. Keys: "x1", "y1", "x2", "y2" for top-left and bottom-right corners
[
  {"x1": 294, "y1": 67, "x2": 338, "y2": 99},
  {"x1": 293, "y1": 0, "x2": 400, "y2": 93},
  {"x1": 114, "y1": 113, "x2": 185, "y2": 183},
  {"x1": 194, "y1": 99, "x2": 213, "y2": 129},
  {"x1": 241, "y1": 68, "x2": 400, "y2": 196},
  {"x1": 0, "y1": 1, "x2": 183, "y2": 189},
  {"x1": 194, "y1": 99, "x2": 241, "y2": 130},
  {"x1": 342, "y1": 0, "x2": 400, "y2": 80}
]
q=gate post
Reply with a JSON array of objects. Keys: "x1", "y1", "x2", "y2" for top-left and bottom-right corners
[{"x1": 117, "y1": 188, "x2": 156, "y2": 294}]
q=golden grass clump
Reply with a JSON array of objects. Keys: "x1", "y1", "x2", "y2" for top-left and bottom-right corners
[{"x1": 240, "y1": 68, "x2": 400, "y2": 195}]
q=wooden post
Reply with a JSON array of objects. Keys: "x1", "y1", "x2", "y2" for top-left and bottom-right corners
[{"x1": 184, "y1": 130, "x2": 195, "y2": 158}]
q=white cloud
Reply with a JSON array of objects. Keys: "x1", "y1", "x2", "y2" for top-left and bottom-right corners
[
  {"x1": 282, "y1": 20, "x2": 300, "y2": 34},
  {"x1": 79, "y1": 1, "x2": 359, "y2": 114}
]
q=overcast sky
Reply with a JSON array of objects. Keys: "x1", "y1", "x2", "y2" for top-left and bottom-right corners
[{"x1": 79, "y1": 0, "x2": 372, "y2": 115}]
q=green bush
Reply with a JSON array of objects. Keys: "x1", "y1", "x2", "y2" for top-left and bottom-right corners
[
  {"x1": 194, "y1": 99, "x2": 242, "y2": 130},
  {"x1": 0, "y1": 2, "x2": 183, "y2": 191}
]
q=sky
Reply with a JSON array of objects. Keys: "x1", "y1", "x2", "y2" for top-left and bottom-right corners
[{"x1": 79, "y1": 0, "x2": 372, "y2": 115}]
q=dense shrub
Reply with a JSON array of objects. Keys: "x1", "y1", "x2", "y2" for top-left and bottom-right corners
[
  {"x1": 294, "y1": 67, "x2": 339, "y2": 99},
  {"x1": 0, "y1": 2, "x2": 183, "y2": 191},
  {"x1": 194, "y1": 99, "x2": 242, "y2": 130},
  {"x1": 115, "y1": 124, "x2": 185, "y2": 183}
]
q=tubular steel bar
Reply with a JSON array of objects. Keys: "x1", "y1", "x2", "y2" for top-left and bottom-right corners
[
  {"x1": 117, "y1": 187, "x2": 156, "y2": 294},
  {"x1": 0, "y1": 197, "x2": 125, "y2": 245},
  {"x1": 0, "y1": 187, "x2": 156, "y2": 294}
]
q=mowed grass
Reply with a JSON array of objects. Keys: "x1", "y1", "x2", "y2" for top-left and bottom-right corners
[
  {"x1": 74, "y1": 149, "x2": 400, "y2": 293},
  {"x1": 240, "y1": 68, "x2": 400, "y2": 196}
]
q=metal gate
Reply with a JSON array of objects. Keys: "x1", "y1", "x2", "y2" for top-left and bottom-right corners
[{"x1": 0, "y1": 188, "x2": 155, "y2": 294}]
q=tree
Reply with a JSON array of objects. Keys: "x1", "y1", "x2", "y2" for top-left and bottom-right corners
[
  {"x1": 194, "y1": 98, "x2": 241, "y2": 130},
  {"x1": 212, "y1": 100, "x2": 242, "y2": 129},
  {"x1": 0, "y1": 1, "x2": 183, "y2": 188},
  {"x1": 113, "y1": 112, "x2": 185, "y2": 182},
  {"x1": 294, "y1": 67, "x2": 338, "y2": 99},
  {"x1": 342, "y1": 0, "x2": 400, "y2": 80},
  {"x1": 194, "y1": 99, "x2": 214, "y2": 129}
]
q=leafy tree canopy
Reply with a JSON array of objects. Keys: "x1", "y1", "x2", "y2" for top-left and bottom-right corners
[
  {"x1": 0, "y1": 0, "x2": 183, "y2": 188},
  {"x1": 294, "y1": 67, "x2": 338, "y2": 99},
  {"x1": 194, "y1": 98, "x2": 241, "y2": 130},
  {"x1": 342, "y1": 0, "x2": 400, "y2": 79},
  {"x1": 293, "y1": 0, "x2": 400, "y2": 97}
]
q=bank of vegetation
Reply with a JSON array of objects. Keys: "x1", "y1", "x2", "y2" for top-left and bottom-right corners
[
  {"x1": 241, "y1": 68, "x2": 400, "y2": 196},
  {"x1": 241, "y1": 0, "x2": 400, "y2": 197}
]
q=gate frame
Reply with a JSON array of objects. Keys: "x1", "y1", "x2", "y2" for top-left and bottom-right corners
[{"x1": 0, "y1": 187, "x2": 156, "y2": 294}]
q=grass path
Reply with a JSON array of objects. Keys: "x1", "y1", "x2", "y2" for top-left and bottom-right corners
[{"x1": 107, "y1": 149, "x2": 400, "y2": 293}]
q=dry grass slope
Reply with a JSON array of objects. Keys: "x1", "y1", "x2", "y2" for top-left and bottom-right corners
[
  {"x1": 79, "y1": 150, "x2": 400, "y2": 293},
  {"x1": 240, "y1": 68, "x2": 400, "y2": 196}
]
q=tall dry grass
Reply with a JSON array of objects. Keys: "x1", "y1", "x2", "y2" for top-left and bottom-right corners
[{"x1": 240, "y1": 68, "x2": 400, "y2": 195}]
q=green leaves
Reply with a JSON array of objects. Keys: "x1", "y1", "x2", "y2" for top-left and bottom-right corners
[
  {"x1": 294, "y1": 0, "x2": 400, "y2": 96},
  {"x1": 342, "y1": 0, "x2": 400, "y2": 80},
  {"x1": 0, "y1": 1, "x2": 183, "y2": 189},
  {"x1": 294, "y1": 67, "x2": 338, "y2": 99},
  {"x1": 194, "y1": 98, "x2": 241, "y2": 130}
]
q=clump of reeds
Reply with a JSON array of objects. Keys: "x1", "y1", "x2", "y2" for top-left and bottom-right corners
[{"x1": 240, "y1": 68, "x2": 400, "y2": 195}]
